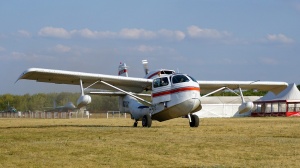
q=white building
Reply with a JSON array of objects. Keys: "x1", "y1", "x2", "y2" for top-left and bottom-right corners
[{"x1": 195, "y1": 96, "x2": 261, "y2": 118}]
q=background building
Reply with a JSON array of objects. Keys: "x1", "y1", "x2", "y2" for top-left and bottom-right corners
[{"x1": 196, "y1": 96, "x2": 260, "y2": 118}]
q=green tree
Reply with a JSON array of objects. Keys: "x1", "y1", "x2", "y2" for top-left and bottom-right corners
[
  {"x1": 211, "y1": 89, "x2": 267, "y2": 96},
  {"x1": 0, "y1": 94, "x2": 14, "y2": 110},
  {"x1": 0, "y1": 92, "x2": 118, "y2": 112}
]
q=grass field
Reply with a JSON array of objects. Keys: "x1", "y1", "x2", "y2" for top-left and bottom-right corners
[{"x1": 0, "y1": 117, "x2": 300, "y2": 167}]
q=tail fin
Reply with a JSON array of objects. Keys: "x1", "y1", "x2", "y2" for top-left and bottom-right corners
[
  {"x1": 118, "y1": 62, "x2": 129, "y2": 77},
  {"x1": 142, "y1": 60, "x2": 149, "y2": 75}
]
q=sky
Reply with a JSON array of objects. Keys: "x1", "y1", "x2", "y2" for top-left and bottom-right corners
[{"x1": 0, "y1": 0, "x2": 300, "y2": 95}]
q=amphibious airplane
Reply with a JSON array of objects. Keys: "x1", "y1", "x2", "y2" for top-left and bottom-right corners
[{"x1": 16, "y1": 60, "x2": 288, "y2": 127}]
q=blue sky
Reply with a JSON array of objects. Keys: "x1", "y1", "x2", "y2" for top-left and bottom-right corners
[{"x1": 0, "y1": 0, "x2": 299, "y2": 95}]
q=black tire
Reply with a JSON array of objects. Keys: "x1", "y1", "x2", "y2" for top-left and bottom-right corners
[
  {"x1": 189, "y1": 115, "x2": 200, "y2": 127},
  {"x1": 142, "y1": 114, "x2": 152, "y2": 127},
  {"x1": 133, "y1": 121, "x2": 138, "y2": 127}
]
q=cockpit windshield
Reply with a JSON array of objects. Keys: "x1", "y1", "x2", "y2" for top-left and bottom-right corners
[
  {"x1": 187, "y1": 75, "x2": 197, "y2": 82},
  {"x1": 172, "y1": 74, "x2": 190, "y2": 84}
]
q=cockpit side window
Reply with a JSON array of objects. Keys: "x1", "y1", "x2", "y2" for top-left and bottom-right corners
[
  {"x1": 172, "y1": 75, "x2": 190, "y2": 84},
  {"x1": 153, "y1": 78, "x2": 161, "y2": 88},
  {"x1": 161, "y1": 77, "x2": 169, "y2": 86},
  {"x1": 153, "y1": 77, "x2": 169, "y2": 88}
]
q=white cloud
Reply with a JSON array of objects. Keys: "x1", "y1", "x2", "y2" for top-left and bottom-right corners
[
  {"x1": 37, "y1": 26, "x2": 238, "y2": 43},
  {"x1": 187, "y1": 25, "x2": 230, "y2": 39},
  {"x1": 135, "y1": 45, "x2": 159, "y2": 52},
  {"x1": 70, "y1": 29, "x2": 117, "y2": 39},
  {"x1": 38, "y1": 26, "x2": 186, "y2": 41},
  {"x1": 72, "y1": 28, "x2": 95, "y2": 38},
  {"x1": 265, "y1": 34, "x2": 294, "y2": 44},
  {"x1": 54, "y1": 44, "x2": 71, "y2": 53},
  {"x1": 158, "y1": 29, "x2": 185, "y2": 41},
  {"x1": 10, "y1": 52, "x2": 39, "y2": 61},
  {"x1": 119, "y1": 28, "x2": 157, "y2": 39},
  {"x1": 17, "y1": 30, "x2": 31, "y2": 38},
  {"x1": 38, "y1": 27, "x2": 71, "y2": 39},
  {"x1": 9, "y1": 51, "x2": 54, "y2": 62},
  {"x1": 38, "y1": 26, "x2": 152, "y2": 39}
]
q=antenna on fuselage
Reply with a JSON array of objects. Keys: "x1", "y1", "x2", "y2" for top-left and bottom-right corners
[{"x1": 142, "y1": 60, "x2": 149, "y2": 75}]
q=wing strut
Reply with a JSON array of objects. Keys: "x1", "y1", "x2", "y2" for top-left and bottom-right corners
[
  {"x1": 201, "y1": 87, "x2": 227, "y2": 98},
  {"x1": 238, "y1": 87, "x2": 245, "y2": 103},
  {"x1": 84, "y1": 80, "x2": 100, "y2": 91},
  {"x1": 100, "y1": 81, "x2": 152, "y2": 105},
  {"x1": 77, "y1": 79, "x2": 92, "y2": 108},
  {"x1": 79, "y1": 79, "x2": 84, "y2": 96},
  {"x1": 227, "y1": 86, "x2": 254, "y2": 114},
  {"x1": 200, "y1": 85, "x2": 254, "y2": 114}
]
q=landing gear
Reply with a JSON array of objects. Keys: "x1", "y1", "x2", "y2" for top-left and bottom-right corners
[
  {"x1": 133, "y1": 120, "x2": 138, "y2": 127},
  {"x1": 189, "y1": 114, "x2": 200, "y2": 127},
  {"x1": 142, "y1": 114, "x2": 152, "y2": 127}
]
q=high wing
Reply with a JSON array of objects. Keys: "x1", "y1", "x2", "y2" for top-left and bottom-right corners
[
  {"x1": 17, "y1": 68, "x2": 288, "y2": 95},
  {"x1": 198, "y1": 81, "x2": 288, "y2": 95},
  {"x1": 17, "y1": 68, "x2": 153, "y2": 93}
]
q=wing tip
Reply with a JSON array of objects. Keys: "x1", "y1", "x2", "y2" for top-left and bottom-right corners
[{"x1": 15, "y1": 67, "x2": 39, "y2": 83}]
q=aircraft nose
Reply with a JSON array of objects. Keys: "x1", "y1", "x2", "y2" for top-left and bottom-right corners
[{"x1": 191, "y1": 98, "x2": 201, "y2": 112}]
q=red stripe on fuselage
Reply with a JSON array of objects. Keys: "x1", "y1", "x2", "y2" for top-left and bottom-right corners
[
  {"x1": 147, "y1": 71, "x2": 159, "y2": 79},
  {"x1": 152, "y1": 87, "x2": 200, "y2": 97}
]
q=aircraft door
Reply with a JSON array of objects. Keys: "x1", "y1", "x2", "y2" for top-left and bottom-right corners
[{"x1": 152, "y1": 77, "x2": 171, "y2": 104}]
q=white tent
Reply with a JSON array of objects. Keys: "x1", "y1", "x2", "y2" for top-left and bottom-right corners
[
  {"x1": 258, "y1": 91, "x2": 276, "y2": 101},
  {"x1": 252, "y1": 83, "x2": 300, "y2": 117},
  {"x1": 258, "y1": 83, "x2": 300, "y2": 101},
  {"x1": 195, "y1": 96, "x2": 261, "y2": 118},
  {"x1": 274, "y1": 83, "x2": 300, "y2": 101}
]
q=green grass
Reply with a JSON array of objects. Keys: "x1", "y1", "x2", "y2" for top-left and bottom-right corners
[{"x1": 0, "y1": 117, "x2": 300, "y2": 167}]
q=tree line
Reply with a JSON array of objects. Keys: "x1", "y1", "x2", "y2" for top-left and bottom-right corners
[
  {"x1": 0, "y1": 92, "x2": 118, "y2": 112},
  {"x1": 211, "y1": 85, "x2": 300, "y2": 96}
]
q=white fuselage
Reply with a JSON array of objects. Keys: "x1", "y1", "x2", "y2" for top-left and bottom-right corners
[
  {"x1": 151, "y1": 74, "x2": 201, "y2": 121},
  {"x1": 119, "y1": 73, "x2": 202, "y2": 122}
]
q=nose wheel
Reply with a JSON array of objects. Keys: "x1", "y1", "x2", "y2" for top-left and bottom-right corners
[{"x1": 189, "y1": 114, "x2": 199, "y2": 127}]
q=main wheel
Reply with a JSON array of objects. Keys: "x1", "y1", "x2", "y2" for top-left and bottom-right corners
[
  {"x1": 189, "y1": 115, "x2": 200, "y2": 127},
  {"x1": 142, "y1": 114, "x2": 152, "y2": 127},
  {"x1": 133, "y1": 121, "x2": 138, "y2": 127}
]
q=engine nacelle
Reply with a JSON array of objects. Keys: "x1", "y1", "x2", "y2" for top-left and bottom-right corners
[
  {"x1": 77, "y1": 95, "x2": 92, "y2": 109},
  {"x1": 238, "y1": 101, "x2": 254, "y2": 114}
]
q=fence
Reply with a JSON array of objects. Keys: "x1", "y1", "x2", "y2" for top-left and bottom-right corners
[
  {"x1": 106, "y1": 111, "x2": 127, "y2": 118},
  {"x1": 0, "y1": 111, "x2": 89, "y2": 119}
]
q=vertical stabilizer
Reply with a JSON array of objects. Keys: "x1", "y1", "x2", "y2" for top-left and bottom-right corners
[
  {"x1": 142, "y1": 60, "x2": 149, "y2": 75},
  {"x1": 118, "y1": 62, "x2": 129, "y2": 77}
]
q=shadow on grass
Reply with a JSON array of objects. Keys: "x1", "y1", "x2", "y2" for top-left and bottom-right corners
[{"x1": 0, "y1": 124, "x2": 143, "y2": 129}]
